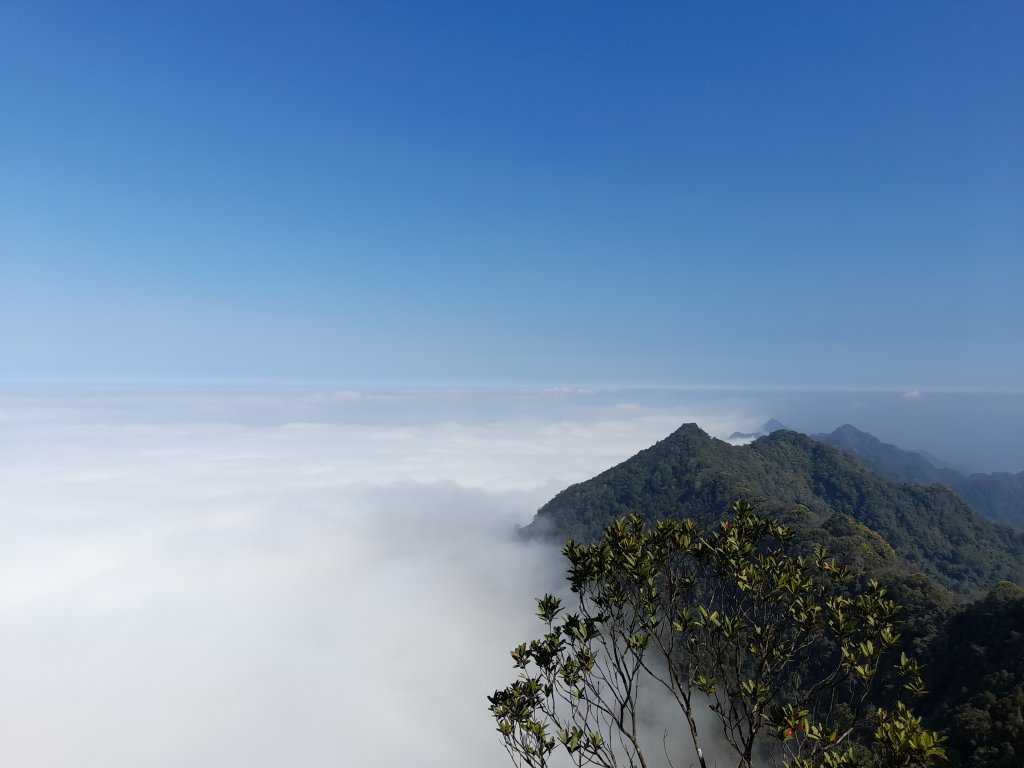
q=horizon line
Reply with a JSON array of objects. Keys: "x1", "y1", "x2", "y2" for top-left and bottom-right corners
[{"x1": 1, "y1": 376, "x2": 1023, "y2": 397}]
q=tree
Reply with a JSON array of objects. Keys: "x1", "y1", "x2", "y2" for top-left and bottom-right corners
[{"x1": 488, "y1": 501, "x2": 945, "y2": 768}]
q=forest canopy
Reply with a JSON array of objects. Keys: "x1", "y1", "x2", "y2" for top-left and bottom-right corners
[{"x1": 490, "y1": 502, "x2": 945, "y2": 768}]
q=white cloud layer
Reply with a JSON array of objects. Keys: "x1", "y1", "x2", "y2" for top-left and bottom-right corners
[{"x1": 0, "y1": 389, "x2": 750, "y2": 767}]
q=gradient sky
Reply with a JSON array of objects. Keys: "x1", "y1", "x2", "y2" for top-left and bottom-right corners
[{"x1": 2, "y1": 2, "x2": 1021, "y2": 388}]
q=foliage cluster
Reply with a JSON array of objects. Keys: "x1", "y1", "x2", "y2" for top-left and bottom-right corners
[
  {"x1": 492, "y1": 502, "x2": 944, "y2": 768},
  {"x1": 921, "y1": 581, "x2": 1024, "y2": 768}
]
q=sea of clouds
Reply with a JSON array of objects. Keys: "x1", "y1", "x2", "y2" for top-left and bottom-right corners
[{"x1": 0, "y1": 387, "x2": 758, "y2": 767}]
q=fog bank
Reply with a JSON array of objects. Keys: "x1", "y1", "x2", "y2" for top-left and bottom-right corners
[{"x1": 0, "y1": 389, "x2": 743, "y2": 767}]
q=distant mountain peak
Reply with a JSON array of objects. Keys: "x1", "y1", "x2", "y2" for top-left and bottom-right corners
[
  {"x1": 832, "y1": 424, "x2": 868, "y2": 436},
  {"x1": 828, "y1": 424, "x2": 885, "y2": 447},
  {"x1": 728, "y1": 419, "x2": 788, "y2": 442}
]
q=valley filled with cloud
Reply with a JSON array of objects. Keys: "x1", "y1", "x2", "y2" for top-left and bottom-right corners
[{"x1": 0, "y1": 388, "x2": 747, "y2": 767}]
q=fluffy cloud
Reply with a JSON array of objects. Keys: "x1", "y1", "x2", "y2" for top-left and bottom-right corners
[{"x1": 0, "y1": 389, "x2": 749, "y2": 767}]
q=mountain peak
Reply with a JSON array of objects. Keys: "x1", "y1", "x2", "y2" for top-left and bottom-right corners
[
  {"x1": 829, "y1": 424, "x2": 882, "y2": 444},
  {"x1": 832, "y1": 423, "x2": 867, "y2": 436},
  {"x1": 727, "y1": 418, "x2": 787, "y2": 442},
  {"x1": 672, "y1": 422, "x2": 709, "y2": 436},
  {"x1": 529, "y1": 420, "x2": 1024, "y2": 597}
]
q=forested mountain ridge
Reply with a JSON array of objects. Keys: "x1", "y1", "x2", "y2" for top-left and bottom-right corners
[
  {"x1": 524, "y1": 422, "x2": 1024, "y2": 767},
  {"x1": 814, "y1": 424, "x2": 1024, "y2": 529},
  {"x1": 527, "y1": 423, "x2": 1024, "y2": 597}
]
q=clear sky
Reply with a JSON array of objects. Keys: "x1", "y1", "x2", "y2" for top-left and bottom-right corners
[{"x1": 2, "y1": 1, "x2": 1021, "y2": 388}]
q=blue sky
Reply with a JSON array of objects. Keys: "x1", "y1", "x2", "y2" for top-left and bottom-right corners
[{"x1": 2, "y1": 1, "x2": 1021, "y2": 388}]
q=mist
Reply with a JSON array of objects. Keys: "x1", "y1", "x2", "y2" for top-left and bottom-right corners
[{"x1": 0, "y1": 388, "x2": 747, "y2": 767}]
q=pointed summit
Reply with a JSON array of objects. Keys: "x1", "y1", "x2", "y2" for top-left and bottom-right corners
[
  {"x1": 727, "y1": 419, "x2": 788, "y2": 442},
  {"x1": 527, "y1": 422, "x2": 1024, "y2": 597}
]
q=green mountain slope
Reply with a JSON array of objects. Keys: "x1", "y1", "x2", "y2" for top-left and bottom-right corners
[
  {"x1": 527, "y1": 423, "x2": 1024, "y2": 597},
  {"x1": 814, "y1": 424, "x2": 1024, "y2": 529}
]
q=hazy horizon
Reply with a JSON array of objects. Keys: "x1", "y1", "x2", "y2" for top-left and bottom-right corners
[{"x1": 4, "y1": 384, "x2": 1021, "y2": 472}]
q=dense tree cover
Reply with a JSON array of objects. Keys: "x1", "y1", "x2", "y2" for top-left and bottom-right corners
[
  {"x1": 920, "y1": 581, "x2": 1024, "y2": 768},
  {"x1": 521, "y1": 424, "x2": 1024, "y2": 767},
  {"x1": 492, "y1": 503, "x2": 945, "y2": 768},
  {"x1": 814, "y1": 425, "x2": 1024, "y2": 530}
]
